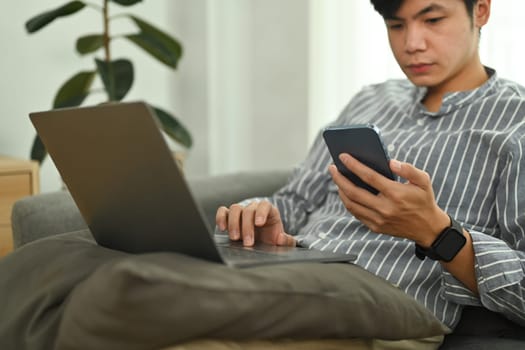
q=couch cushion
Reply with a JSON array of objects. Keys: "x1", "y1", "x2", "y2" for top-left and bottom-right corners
[
  {"x1": 0, "y1": 230, "x2": 448, "y2": 350},
  {"x1": 55, "y1": 234, "x2": 448, "y2": 350},
  {"x1": 0, "y1": 230, "x2": 126, "y2": 350}
]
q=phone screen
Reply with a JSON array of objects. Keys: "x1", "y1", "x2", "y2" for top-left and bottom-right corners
[{"x1": 322, "y1": 124, "x2": 395, "y2": 195}]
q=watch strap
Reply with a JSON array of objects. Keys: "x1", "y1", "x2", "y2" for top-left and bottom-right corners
[{"x1": 415, "y1": 242, "x2": 441, "y2": 260}]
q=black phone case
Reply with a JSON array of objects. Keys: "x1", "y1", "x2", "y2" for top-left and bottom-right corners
[{"x1": 322, "y1": 124, "x2": 395, "y2": 195}]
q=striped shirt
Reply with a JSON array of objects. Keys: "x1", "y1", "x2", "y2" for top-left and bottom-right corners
[{"x1": 262, "y1": 68, "x2": 525, "y2": 329}]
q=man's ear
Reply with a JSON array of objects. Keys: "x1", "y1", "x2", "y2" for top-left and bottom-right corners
[{"x1": 474, "y1": 0, "x2": 491, "y2": 28}]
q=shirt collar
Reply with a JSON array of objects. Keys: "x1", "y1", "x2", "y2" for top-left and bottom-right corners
[{"x1": 413, "y1": 66, "x2": 498, "y2": 116}]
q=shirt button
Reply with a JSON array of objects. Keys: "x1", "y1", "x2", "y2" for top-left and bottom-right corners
[
  {"x1": 417, "y1": 119, "x2": 425, "y2": 126},
  {"x1": 387, "y1": 144, "x2": 395, "y2": 153}
]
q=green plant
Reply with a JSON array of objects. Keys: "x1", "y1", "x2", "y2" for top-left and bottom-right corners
[{"x1": 25, "y1": 0, "x2": 192, "y2": 163}]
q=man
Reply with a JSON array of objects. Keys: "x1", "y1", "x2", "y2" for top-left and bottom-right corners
[{"x1": 216, "y1": 0, "x2": 525, "y2": 332}]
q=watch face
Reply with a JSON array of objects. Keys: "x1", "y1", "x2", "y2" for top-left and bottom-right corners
[{"x1": 435, "y1": 229, "x2": 467, "y2": 262}]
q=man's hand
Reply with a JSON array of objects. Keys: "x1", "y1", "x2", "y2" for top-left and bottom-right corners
[
  {"x1": 215, "y1": 200, "x2": 296, "y2": 247},
  {"x1": 328, "y1": 153, "x2": 450, "y2": 246}
]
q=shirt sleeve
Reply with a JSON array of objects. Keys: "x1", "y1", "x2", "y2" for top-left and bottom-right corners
[{"x1": 441, "y1": 135, "x2": 525, "y2": 326}]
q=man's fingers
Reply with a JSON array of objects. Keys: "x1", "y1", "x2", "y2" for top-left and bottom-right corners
[
  {"x1": 215, "y1": 206, "x2": 229, "y2": 231},
  {"x1": 329, "y1": 162, "x2": 378, "y2": 210},
  {"x1": 254, "y1": 201, "x2": 273, "y2": 226},
  {"x1": 390, "y1": 160, "x2": 431, "y2": 188},
  {"x1": 339, "y1": 153, "x2": 390, "y2": 194},
  {"x1": 216, "y1": 200, "x2": 286, "y2": 247},
  {"x1": 277, "y1": 232, "x2": 296, "y2": 247},
  {"x1": 241, "y1": 202, "x2": 259, "y2": 246},
  {"x1": 227, "y1": 204, "x2": 244, "y2": 240}
]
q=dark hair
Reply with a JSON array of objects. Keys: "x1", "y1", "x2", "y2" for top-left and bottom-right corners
[{"x1": 370, "y1": 0, "x2": 478, "y2": 20}]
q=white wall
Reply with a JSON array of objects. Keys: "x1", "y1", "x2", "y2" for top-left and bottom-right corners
[
  {"x1": 479, "y1": 1, "x2": 525, "y2": 83},
  {"x1": 0, "y1": 1, "x2": 175, "y2": 192},
  {"x1": 170, "y1": 0, "x2": 310, "y2": 177},
  {"x1": 308, "y1": 0, "x2": 403, "y2": 144},
  {"x1": 0, "y1": 0, "x2": 310, "y2": 193}
]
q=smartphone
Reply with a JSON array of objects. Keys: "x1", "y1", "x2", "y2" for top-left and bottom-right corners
[{"x1": 322, "y1": 124, "x2": 395, "y2": 195}]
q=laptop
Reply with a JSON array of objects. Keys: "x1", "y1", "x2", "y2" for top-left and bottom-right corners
[{"x1": 30, "y1": 102, "x2": 355, "y2": 267}]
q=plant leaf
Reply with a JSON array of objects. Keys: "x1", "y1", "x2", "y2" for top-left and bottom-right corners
[
  {"x1": 53, "y1": 71, "x2": 96, "y2": 108},
  {"x1": 25, "y1": 1, "x2": 86, "y2": 33},
  {"x1": 76, "y1": 34, "x2": 104, "y2": 55},
  {"x1": 152, "y1": 106, "x2": 192, "y2": 148},
  {"x1": 125, "y1": 16, "x2": 182, "y2": 69},
  {"x1": 30, "y1": 135, "x2": 47, "y2": 163},
  {"x1": 95, "y1": 58, "x2": 134, "y2": 101},
  {"x1": 110, "y1": 0, "x2": 142, "y2": 6}
]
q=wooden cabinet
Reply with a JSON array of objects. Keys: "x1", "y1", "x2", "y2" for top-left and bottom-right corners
[{"x1": 0, "y1": 156, "x2": 39, "y2": 257}]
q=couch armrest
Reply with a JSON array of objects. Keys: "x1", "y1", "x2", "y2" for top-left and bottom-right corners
[
  {"x1": 11, "y1": 191, "x2": 87, "y2": 249},
  {"x1": 11, "y1": 170, "x2": 291, "y2": 248}
]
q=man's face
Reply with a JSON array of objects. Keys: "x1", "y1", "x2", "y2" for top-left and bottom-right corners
[{"x1": 385, "y1": 0, "x2": 486, "y2": 93}]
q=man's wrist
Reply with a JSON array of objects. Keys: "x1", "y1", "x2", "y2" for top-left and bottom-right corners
[
  {"x1": 415, "y1": 215, "x2": 467, "y2": 262},
  {"x1": 416, "y1": 210, "x2": 451, "y2": 247}
]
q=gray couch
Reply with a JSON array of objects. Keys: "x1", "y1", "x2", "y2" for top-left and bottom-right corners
[
  {"x1": 7, "y1": 170, "x2": 525, "y2": 350},
  {"x1": 11, "y1": 170, "x2": 291, "y2": 249}
]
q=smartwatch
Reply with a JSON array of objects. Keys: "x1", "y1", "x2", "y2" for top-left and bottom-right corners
[{"x1": 415, "y1": 215, "x2": 466, "y2": 262}]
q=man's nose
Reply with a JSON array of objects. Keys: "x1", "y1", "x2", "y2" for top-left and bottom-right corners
[{"x1": 405, "y1": 26, "x2": 426, "y2": 53}]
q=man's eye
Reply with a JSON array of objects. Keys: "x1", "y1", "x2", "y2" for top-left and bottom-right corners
[
  {"x1": 426, "y1": 17, "x2": 444, "y2": 24},
  {"x1": 387, "y1": 23, "x2": 403, "y2": 30}
]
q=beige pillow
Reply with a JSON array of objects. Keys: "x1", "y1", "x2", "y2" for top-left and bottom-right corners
[{"x1": 161, "y1": 337, "x2": 445, "y2": 350}]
